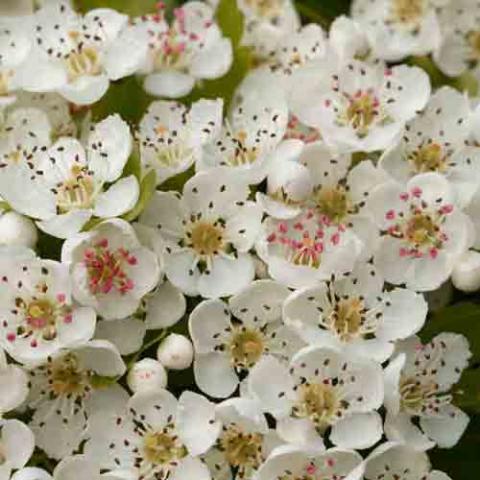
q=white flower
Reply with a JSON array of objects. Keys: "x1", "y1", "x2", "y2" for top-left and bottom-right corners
[
  {"x1": 380, "y1": 87, "x2": 477, "y2": 207},
  {"x1": 127, "y1": 358, "x2": 168, "y2": 394},
  {"x1": 451, "y1": 250, "x2": 480, "y2": 292},
  {"x1": 203, "y1": 397, "x2": 282, "y2": 480},
  {"x1": 291, "y1": 60, "x2": 430, "y2": 152},
  {"x1": 0, "y1": 347, "x2": 29, "y2": 416},
  {"x1": 27, "y1": 340, "x2": 127, "y2": 459},
  {"x1": 283, "y1": 262, "x2": 428, "y2": 362},
  {"x1": 351, "y1": 0, "x2": 444, "y2": 61},
  {"x1": 0, "y1": 210, "x2": 37, "y2": 248},
  {"x1": 365, "y1": 443, "x2": 452, "y2": 480},
  {"x1": 0, "y1": 17, "x2": 33, "y2": 107},
  {"x1": 132, "y1": 1, "x2": 232, "y2": 99},
  {"x1": 368, "y1": 173, "x2": 473, "y2": 291},
  {"x1": 19, "y1": 114, "x2": 137, "y2": 239},
  {"x1": 139, "y1": 170, "x2": 262, "y2": 298},
  {"x1": 200, "y1": 83, "x2": 289, "y2": 184},
  {"x1": 19, "y1": 2, "x2": 147, "y2": 105},
  {"x1": 0, "y1": 249, "x2": 96, "y2": 364},
  {"x1": 259, "y1": 142, "x2": 387, "y2": 261},
  {"x1": 157, "y1": 334, "x2": 193, "y2": 371},
  {"x1": 85, "y1": 389, "x2": 221, "y2": 480},
  {"x1": 434, "y1": 0, "x2": 480, "y2": 78},
  {"x1": 256, "y1": 446, "x2": 364, "y2": 480},
  {"x1": 256, "y1": 207, "x2": 363, "y2": 289},
  {"x1": 238, "y1": 0, "x2": 300, "y2": 60},
  {"x1": 61, "y1": 219, "x2": 161, "y2": 320},
  {"x1": 189, "y1": 280, "x2": 302, "y2": 398},
  {"x1": 95, "y1": 317, "x2": 146, "y2": 356},
  {"x1": 0, "y1": 419, "x2": 35, "y2": 479},
  {"x1": 138, "y1": 98, "x2": 222, "y2": 185},
  {"x1": 248, "y1": 346, "x2": 384, "y2": 450},
  {"x1": 384, "y1": 333, "x2": 471, "y2": 450}
]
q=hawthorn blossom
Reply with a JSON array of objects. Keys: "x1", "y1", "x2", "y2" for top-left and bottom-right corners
[
  {"x1": 0, "y1": 419, "x2": 35, "y2": 480},
  {"x1": 61, "y1": 218, "x2": 161, "y2": 320},
  {"x1": 204, "y1": 397, "x2": 282, "y2": 480},
  {"x1": 364, "y1": 443, "x2": 452, "y2": 480},
  {"x1": 351, "y1": 0, "x2": 445, "y2": 61},
  {"x1": 139, "y1": 170, "x2": 262, "y2": 298},
  {"x1": 248, "y1": 346, "x2": 384, "y2": 450},
  {"x1": 138, "y1": 98, "x2": 223, "y2": 185},
  {"x1": 27, "y1": 340, "x2": 127, "y2": 459},
  {"x1": 189, "y1": 280, "x2": 302, "y2": 398},
  {"x1": 27, "y1": 115, "x2": 136, "y2": 238},
  {"x1": 434, "y1": 0, "x2": 480, "y2": 78},
  {"x1": 85, "y1": 389, "x2": 221, "y2": 480},
  {"x1": 380, "y1": 87, "x2": 478, "y2": 206},
  {"x1": 283, "y1": 263, "x2": 428, "y2": 362},
  {"x1": 291, "y1": 60, "x2": 431, "y2": 152},
  {"x1": 19, "y1": 2, "x2": 147, "y2": 105},
  {"x1": 368, "y1": 173, "x2": 473, "y2": 291},
  {"x1": 132, "y1": 1, "x2": 232, "y2": 99},
  {"x1": 200, "y1": 82, "x2": 289, "y2": 184},
  {"x1": 0, "y1": 248, "x2": 96, "y2": 364},
  {"x1": 256, "y1": 446, "x2": 364, "y2": 480},
  {"x1": 384, "y1": 333, "x2": 471, "y2": 450}
]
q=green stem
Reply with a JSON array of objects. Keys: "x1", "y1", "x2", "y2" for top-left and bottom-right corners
[{"x1": 127, "y1": 329, "x2": 168, "y2": 368}]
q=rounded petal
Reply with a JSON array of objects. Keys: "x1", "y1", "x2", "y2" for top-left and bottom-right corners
[
  {"x1": 2, "y1": 419, "x2": 35, "y2": 468},
  {"x1": 330, "y1": 412, "x2": 383, "y2": 449},
  {"x1": 145, "y1": 281, "x2": 186, "y2": 329},
  {"x1": 59, "y1": 75, "x2": 110, "y2": 106},
  {"x1": 193, "y1": 352, "x2": 238, "y2": 398},
  {"x1": 144, "y1": 72, "x2": 195, "y2": 99}
]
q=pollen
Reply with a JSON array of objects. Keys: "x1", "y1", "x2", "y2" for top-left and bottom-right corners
[
  {"x1": 229, "y1": 328, "x2": 265, "y2": 368},
  {"x1": 188, "y1": 221, "x2": 225, "y2": 257}
]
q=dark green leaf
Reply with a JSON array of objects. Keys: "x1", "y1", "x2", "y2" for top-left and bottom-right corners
[{"x1": 158, "y1": 164, "x2": 195, "y2": 192}]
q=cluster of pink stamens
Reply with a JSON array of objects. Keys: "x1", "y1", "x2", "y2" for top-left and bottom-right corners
[
  {"x1": 383, "y1": 187, "x2": 453, "y2": 259},
  {"x1": 266, "y1": 209, "x2": 345, "y2": 268},
  {"x1": 284, "y1": 115, "x2": 321, "y2": 143},
  {"x1": 83, "y1": 238, "x2": 136, "y2": 295}
]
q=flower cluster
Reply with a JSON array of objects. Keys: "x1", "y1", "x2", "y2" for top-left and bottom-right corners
[{"x1": 1, "y1": 0, "x2": 479, "y2": 480}]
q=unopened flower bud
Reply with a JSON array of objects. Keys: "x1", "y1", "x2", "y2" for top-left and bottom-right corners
[
  {"x1": 452, "y1": 251, "x2": 480, "y2": 292},
  {"x1": 127, "y1": 358, "x2": 167, "y2": 393},
  {"x1": 156, "y1": 334, "x2": 193, "y2": 370},
  {"x1": 0, "y1": 211, "x2": 37, "y2": 248}
]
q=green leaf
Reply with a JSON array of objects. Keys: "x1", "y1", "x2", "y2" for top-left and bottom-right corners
[
  {"x1": 122, "y1": 170, "x2": 157, "y2": 222},
  {"x1": 453, "y1": 368, "x2": 480, "y2": 412},
  {"x1": 122, "y1": 145, "x2": 142, "y2": 181},
  {"x1": 421, "y1": 302, "x2": 480, "y2": 361},
  {"x1": 216, "y1": 0, "x2": 244, "y2": 48}
]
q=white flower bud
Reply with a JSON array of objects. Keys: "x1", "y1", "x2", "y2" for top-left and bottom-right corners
[
  {"x1": 127, "y1": 358, "x2": 167, "y2": 393},
  {"x1": 452, "y1": 251, "x2": 480, "y2": 292},
  {"x1": 156, "y1": 334, "x2": 193, "y2": 370},
  {"x1": 0, "y1": 211, "x2": 37, "y2": 249}
]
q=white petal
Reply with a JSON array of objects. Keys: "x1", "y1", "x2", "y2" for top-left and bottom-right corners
[
  {"x1": 59, "y1": 75, "x2": 110, "y2": 106},
  {"x1": 276, "y1": 417, "x2": 325, "y2": 450},
  {"x1": 11, "y1": 468, "x2": 52, "y2": 480},
  {"x1": 177, "y1": 391, "x2": 221, "y2": 455},
  {"x1": 76, "y1": 340, "x2": 125, "y2": 377},
  {"x1": 190, "y1": 38, "x2": 233, "y2": 79},
  {"x1": 2, "y1": 420, "x2": 34, "y2": 468},
  {"x1": 57, "y1": 306, "x2": 96, "y2": 348},
  {"x1": 144, "y1": 72, "x2": 195, "y2": 99},
  {"x1": 94, "y1": 176, "x2": 139, "y2": 218},
  {"x1": 36, "y1": 210, "x2": 92, "y2": 239},
  {"x1": 95, "y1": 317, "x2": 145, "y2": 356},
  {"x1": 330, "y1": 412, "x2": 383, "y2": 449},
  {"x1": 0, "y1": 363, "x2": 29, "y2": 413},
  {"x1": 54, "y1": 455, "x2": 99, "y2": 480},
  {"x1": 225, "y1": 201, "x2": 263, "y2": 252},
  {"x1": 145, "y1": 281, "x2": 186, "y2": 329},
  {"x1": 193, "y1": 352, "x2": 238, "y2": 398},
  {"x1": 171, "y1": 457, "x2": 211, "y2": 480},
  {"x1": 385, "y1": 412, "x2": 435, "y2": 451}
]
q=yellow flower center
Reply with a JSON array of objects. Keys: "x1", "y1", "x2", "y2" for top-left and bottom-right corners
[
  {"x1": 56, "y1": 165, "x2": 96, "y2": 213},
  {"x1": 391, "y1": 0, "x2": 426, "y2": 25},
  {"x1": 143, "y1": 431, "x2": 187, "y2": 465},
  {"x1": 220, "y1": 424, "x2": 264, "y2": 469},
  {"x1": 66, "y1": 47, "x2": 101, "y2": 81},
  {"x1": 405, "y1": 213, "x2": 438, "y2": 247},
  {"x1": 327, "y1": 297, "x2": 364, "y2": 342},
  {"x1": 244, "y1": 0, "x2": 284, "y2": 18},
  {"x1": 294, "y1": 383, "x2": 339, "y2": 431},
  {"x1": 229, "y1": 328, "x2": 265, "y2": 368},
  {"x1": 409, "y1": 143, "x2": 446, "y2": 173},
  {"x1": 49, "y1": 353, "x2": 92, "y2": 397},
  {"x1": 345, "y1": 93, "x2": 378, "y2": 137},
  {"x1": 314, "y1": 186, "x2": 350, "y2": 224},
  {"x1": 189, "y1": 222, "x2": 225, "y2": 257}
]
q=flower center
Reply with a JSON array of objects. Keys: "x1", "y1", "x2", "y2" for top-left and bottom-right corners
[
  {"x1": 83, "y1": 238, "x2": 137, "y2": 295},
  {"x1": 227, "y1": 130, "x2": 259, "y2": 167},
  {"x1": 399, "y1": 376, "x2": 451, "y2": 415},
  {"x1": 143, "y1": 431, "x2": 187, "y2": 465},
  {"x1": 49, "y1": 353, "x2": 92, "y2": 397},
  {"x1": 285, "y1": 115, "x2": 321, "y2": 144},
  {"x1": 409, "y1": 143, "x2": 446, "y2": 174},
  {"x1": 391, "y1": 0, "x2": 426, "y2": 25},
  {"x1": 220, "y1": 424, "x2": 264, "y2": 469},
  {"x1": 404, "y1": 213, "x2": 439, "y2": 247},
  {"x1": 467, "y1": 31, "x2": 480, "y2": 60},
  {"x1": 345, "y1": 92, "x2": 379, "y2": 137},
  {"x1": 229, "y1": 328, "x2": 265, "y2": 368},
  {"x1": 327, "y1": 297, "x2": 364, "y2": 342},
  {"x1": 244, "y1": 0, "x2": 284, "y2": 18},
  {"x1": 188, "y1": 221, "x2": 225, "y2": 257},
  {"x1": 314, "y1": 186, "x2": 350, "y2": 224},
  {"x1": 154, "y1": 31, "x2": 190, "y2": 71},
  {"x1": 148, "y1": 124, "x2": 195, "y2": 169},
  {"x1": 56, "y1": 165, "x2": 97, "y2": 213},
  {"x1": 65, "y1": 47, "x2": 101, "y2": 81},
  {"x1": 0, "y1": 71, "x2": 11, "y2": 97},
  {"x1": 294, "y1": 383, "x2": 340, "y2": 431}
]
